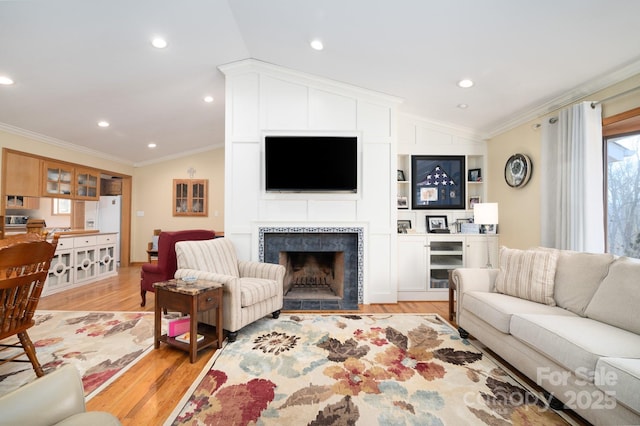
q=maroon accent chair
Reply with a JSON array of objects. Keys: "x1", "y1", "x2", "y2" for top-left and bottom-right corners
[{"x1": 140, "y1": 229, "x2": 216, "y2": 307}]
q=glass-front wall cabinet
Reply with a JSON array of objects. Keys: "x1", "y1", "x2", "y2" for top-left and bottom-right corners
[
  {"x1": 43, "y1": 161, "x2": 73, "y2": 198},
  {"x1": 75, "y1": 168, "x2": 99, "y2": 199},
  {"x1": 173, "y1": 179, "x2": 208, "y2": 216}
]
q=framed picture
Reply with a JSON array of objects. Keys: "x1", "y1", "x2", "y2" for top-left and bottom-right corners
[
  {"x1": 426, "y1": 215, "x2": 448, "y2": 233},
  {"x1": 468, "y1": 168, "x2": 482, "y2": 182},
  {"x1": 397, "y1": 196, "x2": 408, "y2": 209},
  {"x1": 397, "y1": 169, "x2": 406, "y2": 181},
  {"x1": 468, "y1": 195, "x2": 481, "y2": 209},
  {"x1": 397, "y1": 220, "x2": 412, "y2": 234},
  {"x1": 483, "y1": 224, "x2": 497, "y2": 234},
  {"x1": 411, "y1": 155, "x2": 465, "y2": 209}
]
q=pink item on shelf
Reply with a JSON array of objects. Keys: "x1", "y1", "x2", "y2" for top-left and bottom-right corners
[{"x1": 168, "y1": 316, "x2": 191, "y2": 337}]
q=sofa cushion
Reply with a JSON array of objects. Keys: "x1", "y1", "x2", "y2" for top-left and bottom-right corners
[
  {"x1": 463, "y1": 291, "x2": 576, "y2": 334},
  {"x1": 584, "y1": 256, "x2": 640, "y2": 335},
  {"x1": 495, "y1": 247, "x2": 558, "y2": 305},
  {"x1": 552, "y1": 250, "x2": 615, "y2": 316},
  {"x1": 240, "y1": 277, "x2": 280, "y2": 307},
  {"x1": 595, "y1": 357, "x2": 640, "y2": 414},
  {"x1": 510, "y1": 314, "x2": 640, "y2": 382},
  {"x1": 176, "y1": 238, "x2": 240, "y2": 277}
]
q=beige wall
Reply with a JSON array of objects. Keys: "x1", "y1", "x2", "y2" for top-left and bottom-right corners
[
  {"x1": 132, "y1": 148, "x2": 224, "y2": 262},
  {"x1": 488, "y1": 73, "x2": 640, "y2": 249}
]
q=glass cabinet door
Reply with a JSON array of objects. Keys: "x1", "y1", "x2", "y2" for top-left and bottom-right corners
[
  {"x1": 43, "y1": 161, "x2": 74, "y2": 198},
  {"x1": 76, "y1": 168, "x2": 100, "y2": 199},
  {"x1": 174, "y1": 181, "x2": 189, "y2": 214}
]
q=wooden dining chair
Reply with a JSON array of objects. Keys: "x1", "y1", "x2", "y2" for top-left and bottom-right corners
[{"x1": 0, "y1": 233, "x2": 59, "y2": 377}]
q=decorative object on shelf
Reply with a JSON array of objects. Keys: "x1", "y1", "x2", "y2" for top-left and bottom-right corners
[
  {"x1": 468, "y1": 168, "x2": 482, "y2": 182},
  {"x1": 411, "y1": 155, "x2": 465, "y2": 209},
  {"x1": 397, "y1": 220, "x2": 411, "y2": 234},
  {"x1": 460, "y1": 222, "x2": 480, "y2": 234},
  {"x1": 426, "y1": 215, "x2": 449, "y2": 233},
  {"x1": 397, "y1": 169, "x2": 406, "y2": 181},
  {"x1": 468, "y1": 195, "x2": 481, "y2": 209},
  {"x1": 504, "y1": 153, "x2": 532, "y2": 188},
  {"x1": 397, "y1": 196, "x2": 408, "y2": 209},
  {"x1": 473, "y1": 202, "x2": 499, "y2": 267}
]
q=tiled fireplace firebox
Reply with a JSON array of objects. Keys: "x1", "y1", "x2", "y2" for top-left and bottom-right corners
[{"x1": 259, "y1": 226, "x2": 364, "y2": 310}]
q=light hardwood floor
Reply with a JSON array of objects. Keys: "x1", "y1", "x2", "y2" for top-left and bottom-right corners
[{"x1": 37, "y1": 265, "x2": 454, "y2": 425}]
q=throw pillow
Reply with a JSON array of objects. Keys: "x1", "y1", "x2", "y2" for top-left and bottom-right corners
[
  {"x1": 494, "y1": 247, "x2": 559, "y2": 306},
  {"x1": 584, "y1": 256, "x2": 640, "y2": 335}
]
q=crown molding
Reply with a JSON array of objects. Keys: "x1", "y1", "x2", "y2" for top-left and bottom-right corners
[
  {"x1": 133, "y1": 144, "x2": 224, "y2": 167},
  {"x1": 0, "y1": 122, "x2": 133, "y2": 165},
  {"x1": 485, "y1": 58, "x2": 640, "y2": 138}
]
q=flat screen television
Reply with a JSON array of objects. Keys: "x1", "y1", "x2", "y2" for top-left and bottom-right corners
[{"x1": 264, "y1": 135, "x2": 358, "y2": 193}]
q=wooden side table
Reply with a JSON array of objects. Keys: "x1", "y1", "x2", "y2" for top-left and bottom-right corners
[{"x1": 154, "y1": 279, "x2": 223, "y2": 363}]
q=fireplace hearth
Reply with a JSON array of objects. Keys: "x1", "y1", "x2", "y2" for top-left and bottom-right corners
[{"x1": 259, "y1": 226, "x2": 363, "y2": 310}]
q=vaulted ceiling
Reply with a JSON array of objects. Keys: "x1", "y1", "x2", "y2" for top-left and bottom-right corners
[{"x1": 2, "y1": 0, "x2": 640, "y2": 165}]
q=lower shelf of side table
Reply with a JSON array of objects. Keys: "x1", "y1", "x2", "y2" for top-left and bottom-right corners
[{"x1": 159, "y1": 323, "x2": 222, "y2": 354}]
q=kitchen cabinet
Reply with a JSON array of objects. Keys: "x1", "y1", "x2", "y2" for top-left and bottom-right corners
[
  {"x1": 173, "y1": 179, "x2": 208, "y2": 216},
  {"x1": 44, "y1": 237, "x2": 74, "y2": 296},
  {"x1": 96, "y1": 233, "x2": 117, "y2": 277},
  {"x1": 3, "y1": 150, "x2": 41, "y2": 196},
  {"x1": 42, "y1": 160, "x2": 74, "y2": 198},
  {"x1": 75, "y1": 168, "x2": 100, "y2": 200},
  {"x1": 398, "y1": 233, "x2": 499, "y2": 301},
  {"x1": 43, "y1": 233, "x2": 117, "y2": 297},
  {"x1": 6, "y1": 195, "x2": 40, "y2": 210}
]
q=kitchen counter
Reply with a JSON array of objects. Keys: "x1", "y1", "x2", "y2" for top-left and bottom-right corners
[{"x1": 49, "y1": 229, "x2": 100, "y2": 236}]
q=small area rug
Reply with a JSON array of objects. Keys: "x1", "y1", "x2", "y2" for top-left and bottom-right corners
[
  {"x1": 0, "y1": 310, "x2": 155, "y2": 400},
  {"x1": 167, "y1": 314, "x2": 570, "y2": 425}
]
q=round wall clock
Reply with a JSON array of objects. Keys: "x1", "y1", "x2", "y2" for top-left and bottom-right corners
[{"x1": 504, "y1": 153, "x2": 532, "y2": 188}]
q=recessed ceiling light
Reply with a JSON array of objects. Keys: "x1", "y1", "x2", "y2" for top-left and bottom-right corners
[
  {"x1": 203, "y1": 95, "x2": 214, "y2": 103},
  {"x1": 457, "y1": 103, "x2": 468, "y2": 109},
  {"x1": 97, "y1": 121, "x2": 110, "y2": 128},
  {"x1": 148, "y1": 143, "x2": 157, "y2": 148},
  {"x1": 0, "y1": 76, "x2": 14, "y2": 85},
  {"x1": 151, "y1": 37, "x2": 168, "y2": 49},
  {"x1": 310, "y1": 39, "x2": 324, "y2": 51},
  {"x1": 457, "y1": 79, "x2": 474, "y2": 88}
]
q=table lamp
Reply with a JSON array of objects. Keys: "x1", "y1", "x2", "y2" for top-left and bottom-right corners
[{"x1": 473, "y1": 202, "x2": 499, "y2": 267}]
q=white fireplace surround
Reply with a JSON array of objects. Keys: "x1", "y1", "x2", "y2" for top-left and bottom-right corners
[{"x1": 256, "y1": 224, "x2": 365, "y2": 304}]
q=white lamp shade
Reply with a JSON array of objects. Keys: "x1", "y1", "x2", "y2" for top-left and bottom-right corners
[{"x1": 474, "y1": 202, "x2": 499, "y2": 225}]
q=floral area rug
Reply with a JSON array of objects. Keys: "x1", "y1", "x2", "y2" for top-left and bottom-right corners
[
  {"x1": 0, "y1": 310, "x2": 155, "y2": 400},
  {"x1": 167, "y1": 314, "x2": 570, "y2": 425}
]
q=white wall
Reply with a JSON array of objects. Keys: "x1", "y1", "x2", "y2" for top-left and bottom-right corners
[{"x1": 220, "y1": 59, "x2": 402, "y2": 303}]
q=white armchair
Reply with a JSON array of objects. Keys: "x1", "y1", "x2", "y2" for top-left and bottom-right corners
[{"x1": 174, "y1": 238, "x2": 285, "y2": 342}]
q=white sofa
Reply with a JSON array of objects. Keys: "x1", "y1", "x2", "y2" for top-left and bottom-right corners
[{"x1": 453, "y1": 247, "x2": 640, "y2": 426}]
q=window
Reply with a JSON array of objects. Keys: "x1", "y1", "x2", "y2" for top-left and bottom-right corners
[
  {"x1": 52, "y1": 198, "x2": 71, "y2": 215},
  {"x1": 603, "y1": 108, "x2": 640, "y2": 257}
]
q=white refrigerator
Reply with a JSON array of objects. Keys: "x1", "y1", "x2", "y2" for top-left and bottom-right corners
[{"x1": 85, "y1": 196, "x2": 121, "y2": 265}]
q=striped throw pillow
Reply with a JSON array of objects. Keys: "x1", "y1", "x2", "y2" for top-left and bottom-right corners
[{"x1": 495, "y1": 247, "x2": 559, "y2": 305}]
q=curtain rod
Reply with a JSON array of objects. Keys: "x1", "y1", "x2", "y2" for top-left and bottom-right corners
[
  {"x1": 590, "y1": 85, "x2": 640, "y2": 108},
  {"x1": 532, "y1": 86, "x2": 640, "y2": 129}
]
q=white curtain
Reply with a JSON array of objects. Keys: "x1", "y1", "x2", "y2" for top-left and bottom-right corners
[{"x1": 540, "y1": 101, "x2": 604, "y2": 252}]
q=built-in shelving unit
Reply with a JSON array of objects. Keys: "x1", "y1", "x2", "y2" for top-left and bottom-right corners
[{"x1": 397, "y1": 233, "x2": 499, "y2": 301}]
